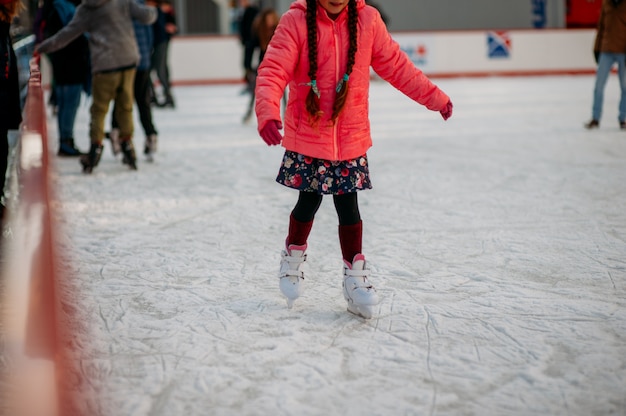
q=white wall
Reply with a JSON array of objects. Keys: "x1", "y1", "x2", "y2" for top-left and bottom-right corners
[
  {"x1": 40, "y1": 29, "x2": 597, "y2": 87},
  {"x1": 167, "y1": 29, "x2": 597, "y2": 85}
]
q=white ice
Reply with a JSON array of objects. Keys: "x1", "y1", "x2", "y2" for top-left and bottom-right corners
[{"x1": 48, "y1": 75, "x2": 626, "y2": 415}]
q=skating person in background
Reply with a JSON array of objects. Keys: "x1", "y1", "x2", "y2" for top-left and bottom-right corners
[
  {"x1": 150, "y1": 0, "x2": 176, "y2": 108},
  {"x1": 255, "y1": 0, "x2": 453, "y2": 318},
  {"x1": 585, "y1": 0, "x2": 626, "y2": 130},
  {"x1": 237, "y1": 0, "x2": 259, "y2": 94},
  {"x1": 36, "y1": 0, "x2": 91, "y2": 157},
  {"x1": 109, "y1": 0, "x2": 159, "y2": 162},
  {"x1": 0, "y1": 0, "x2": 24, "y2": 233},
  {"x1": 36, "y1": 0, "x2": 157, "y2": 173},
  {"x1": 242, "y1": 7, "x2": 279, "y2": 123}
]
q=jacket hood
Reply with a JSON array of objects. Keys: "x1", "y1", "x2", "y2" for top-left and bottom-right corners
[
  {"x1": 290, "y1": 0, "x2": 366, "y2": 13},
  {"x1": 82, "y1": 0, "x2": 110, "y2": 8}
]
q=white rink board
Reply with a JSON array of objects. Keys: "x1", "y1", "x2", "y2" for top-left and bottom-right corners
[{"x1": 167, "y1": 29, "x2": 596, "y2": 84}]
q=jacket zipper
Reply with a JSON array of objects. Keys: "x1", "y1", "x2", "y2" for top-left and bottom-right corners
[{"x1": 332, "y1": 19, "x2": 340, "y2": 160}]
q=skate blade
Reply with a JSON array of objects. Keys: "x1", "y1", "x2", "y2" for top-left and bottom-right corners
[
  {"x1": 279, "y1": 277, "x2": 302, "y2": 309},
  {"x1": 347, "y1": 303, "x2": 374, "y2": 319}
]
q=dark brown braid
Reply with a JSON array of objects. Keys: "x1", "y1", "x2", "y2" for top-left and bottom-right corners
[
  {"x1": 305, "y1": 0, "x2": 322, "y2": 118},
  {"x1": 305, "y1": 0, "x2": 359, "y2": 122},
  {"x1": 331, "y1": 0, "x2": 358, "y2": 120}
]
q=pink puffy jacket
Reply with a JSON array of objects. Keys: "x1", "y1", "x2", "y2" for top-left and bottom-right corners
[{"x1": 255, "y1": 0, "x2": 450, "y2": 161}]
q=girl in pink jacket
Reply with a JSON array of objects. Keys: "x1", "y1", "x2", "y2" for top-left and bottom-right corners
[{"x1": 255, "y1": 0, "x2": 453, "y2": 319}]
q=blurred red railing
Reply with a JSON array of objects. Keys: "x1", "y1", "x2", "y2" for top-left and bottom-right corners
[{"x1": 1, "y1": 57, "x2": 80, "y2": 416}]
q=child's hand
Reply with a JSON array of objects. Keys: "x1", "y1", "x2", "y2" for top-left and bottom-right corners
[
  {"x1": 440, "y1": 100, "x2": 453, "y2": 121},
  {"x1": 260, "y1": 120, "x2": 283, "y2": 146}
]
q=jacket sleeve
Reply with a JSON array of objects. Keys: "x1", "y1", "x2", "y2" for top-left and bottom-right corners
[
  {"x1": 37, "y1": 9, "x2": 86, "y2": 54},
  {"x1": 369, "y1": 14, "x2": 449, "y2": 112},
  {"x1": 594, "y1": 8, "x2": 604, "y2": 53},
  {"x1": 255, "y1": 11, "x2": 300, "y2": 133},
  {"x1": 130, "y1": 2, "x2": 157, "y2": 26}
]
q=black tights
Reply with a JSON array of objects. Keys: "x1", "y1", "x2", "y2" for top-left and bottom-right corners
[{"x1": 291, "y1": 191, "x2": 361, "y2": 225}]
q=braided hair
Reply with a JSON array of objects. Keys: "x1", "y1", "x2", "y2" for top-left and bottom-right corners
[{"x1": 305, "y1": 0, "x2": 358, "y2": 122}]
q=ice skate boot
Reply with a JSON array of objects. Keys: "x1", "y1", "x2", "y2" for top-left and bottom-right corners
[
  {"x1": 120, "y1": 139, "x2": 138, "y2": 170},
  {"x1": 279, "y1": 244, "x2": 307, "y2": 309},
  {"x1": 58, "y1": 138, "x2": 84, "y2": 156},
  {"x1": 342, "y1": 254, "x2": 379, "y2": 319},
  {"x1": 79, "y1": 143, "x2": 104, "y2": 174},
  {"x1": 144, "y1": 134, "x2": 157, "y2": 162}
]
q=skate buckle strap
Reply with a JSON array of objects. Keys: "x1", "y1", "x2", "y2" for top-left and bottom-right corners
[
  {"x1": 344, "y1": 267, "x2": 372, "y2": 288},
  {"x1": 344, "y1": 268, "x2": 369, "y2": 278},
  {"x1": 279, "y1": 251, "x2": 307, "y2": 279},
  {"x1": 281, "y1": 270, "x2": 304, "y2": 279}
]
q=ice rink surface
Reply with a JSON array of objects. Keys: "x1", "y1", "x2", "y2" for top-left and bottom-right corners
[{"x1": 49, "y1": 75, "x2": 625, "y2": 415}]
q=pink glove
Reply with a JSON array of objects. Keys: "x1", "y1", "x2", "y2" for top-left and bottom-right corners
[
  {"x1": 440, "y1": 100, "x2": 453, "y2": 121},
  {"x1": 260, "y1": 120, "x2": 283, "y2": 146}
]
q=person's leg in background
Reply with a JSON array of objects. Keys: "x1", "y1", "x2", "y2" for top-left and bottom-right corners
[
  {"x1": 0, "y1": 129, "x2": 8, "y2": 227},
  {"x1": 134, "y1": 68, "x2": 158, "y2": 160},
  {"x1": 616, "y1": 54, "x2": 626, "y2": 129},
  {"x1": 587, "y1": 53, "x2": 615, "y2": 129},
  {"x1": 82, "y1": 72, "x2": 117, "y2": 173},
  {"x1": 114, "y1": 68, "x2": 138, "y2": 170},
  {"x1": 56, "y1": 83, "x2": 84, "y2": 156}
]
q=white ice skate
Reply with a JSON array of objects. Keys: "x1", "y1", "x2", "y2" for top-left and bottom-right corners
[
  {"x1": 342, "y1": 254, "x2": 379, "y2": 319},
  {"x1": 279, "y1": 244, "x2": 307, "y2": 309}
]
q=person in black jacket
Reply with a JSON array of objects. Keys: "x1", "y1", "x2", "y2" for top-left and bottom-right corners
[
  {"x1": 237, "y1": 0, "x2": 258, "y2": 92},
  {"x1": 0, "y1": 0, "x2": 24, "y2": 231},
  {"x1": 150, "y1": 0, "x2": 176, "y2": 108},
  {"x1": 37, "y1": 0, "x2": 91, "y2": 156}
]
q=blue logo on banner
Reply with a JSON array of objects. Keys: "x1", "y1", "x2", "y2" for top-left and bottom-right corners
[
  {"x1": 532, "y1": 0, "x2": 547, "y2": 28},
  {"x1": 487, "y1": 31, "x2": 511, "y2": 59},
  {"x1": 400, "y1": 44, "x2": 428, "y2": 67}
]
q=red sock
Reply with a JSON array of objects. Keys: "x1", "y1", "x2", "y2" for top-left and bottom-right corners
[
  {"x1": 338, "y1": 221, "x2": 363, "y2": 263},
  {"x1": 287, "y1": 213, "x2": 313, "y2": 246}
]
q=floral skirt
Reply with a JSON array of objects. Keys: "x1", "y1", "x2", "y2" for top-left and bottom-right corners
[{"x1": 276, "y1": 151, "x2": 372, "y2": 195}]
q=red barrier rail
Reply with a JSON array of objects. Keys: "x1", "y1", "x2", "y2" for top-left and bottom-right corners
[{"x1": 1, "y1": 57, "x2": 80, "y2": 416}]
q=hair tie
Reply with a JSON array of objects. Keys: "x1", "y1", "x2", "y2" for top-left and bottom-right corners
[
  {"x1": 336, "y1": 73, "x2": 349, "y2": 93},
  {"x1": 303, "y1": 79, "x2": 321, "y2": 99}
]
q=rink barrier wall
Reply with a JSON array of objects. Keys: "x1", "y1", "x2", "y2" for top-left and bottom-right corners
[
  {"x1": 148, "y1": 28, "x2": 599, "y2": 84},
  {"x1": 1, "y1": 58, "x2": 79, "y2": 416},
  {"x1": 36, "y1": 28, "x2": 599, "y2": 86}
]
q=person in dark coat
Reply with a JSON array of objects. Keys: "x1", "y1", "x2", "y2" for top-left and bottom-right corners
[
  {"x1": 36, "y1": 0, "x2": 157, "y2": 173},
  {"x1": 237, "y1": 0, "x2": 259, "y2": 92},
  {"x1": 37, "y1": 0, "x2": 91, "y2": 156},
  {"x1": 150, "y1": 0, "x2": 176, "y2": 107},
  {"x1": 0, "y1": 0, "x2": 24, "y2": 231}
]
